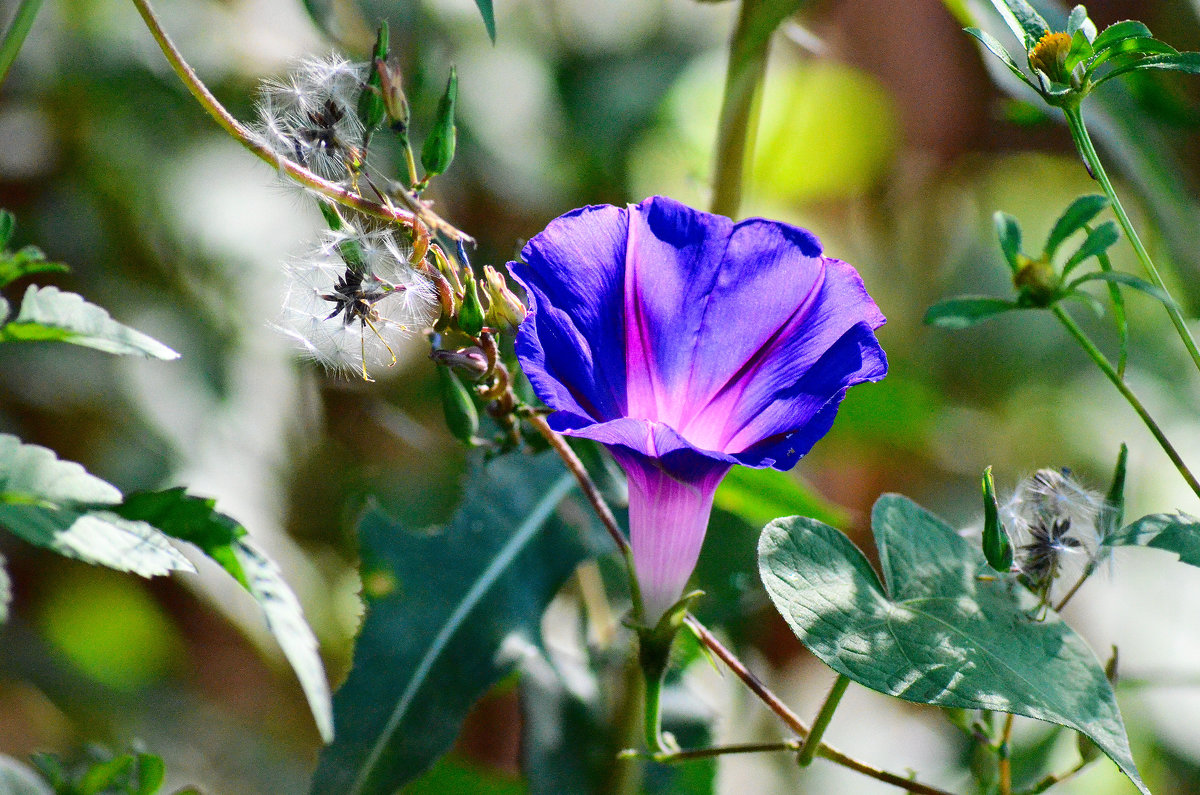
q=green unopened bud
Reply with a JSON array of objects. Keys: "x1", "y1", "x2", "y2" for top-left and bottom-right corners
[
  {"x1": 356, "y1": 24, "x2": 390, "y2": 145},
  {"x1": 430, "y1": 345, "x2": 488, "y2": 379},
  {"x1": 482, "y1": 265, "x2": 526, "y2": 331},
  {"x1": 436, "y1": 364, "x2": 479, "y2": 445},
  {"x1": 1013, "y1": 255, "x2": 1059, "y2": 307},
  {"x1": 458, "y1": 275, "x2": 485, "y2": 337},
  {"x1": 421, "y1": 66, "x2": 457, "y2": 178}
]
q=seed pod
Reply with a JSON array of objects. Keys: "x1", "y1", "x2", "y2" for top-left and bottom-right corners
[
  {"x1": 982, "y1": 466, "x2": 1013, "y2": 572},
  {"x1": 458, "y1": 275, "x2": 485, "y2": 337},
  {"x1": 356, "y1": 24, "x2": 390, "y2": 145},
  {"x1": 437, "y1": 364, "x2": 479, "y2": 445},
  {"x1": 421, "y1": 66, "x2": 457, "y2": 178}
]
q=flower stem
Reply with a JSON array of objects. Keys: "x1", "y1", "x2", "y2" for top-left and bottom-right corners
[
  {"x1": 796, "y1": 674, "x2": 849, "y2": 766},
  {"x1": 528, "y1": 417, "x2": 957, "y2": 795},
  {"x1": 0, "y1": 0, "x2": 42, "y2": 89},
  {"x1": 1052, "y1": 304, "x2": 1200, "y2": 499},
  {"x1": 1063, "y1": 108, "x2": 1200, "y2": 376},
  {"x1": 998, "y1": 713, "x2": 1015, "y2": 795},
  {"x1": 710, "y1": 0, "x2": 806, "y2": 219},
  {"x1": 126, "y1": 0, "x2": 470, "y2": 242},
  {"x1": 644, "y1": 740, "x2": 799, "y2": 763}
]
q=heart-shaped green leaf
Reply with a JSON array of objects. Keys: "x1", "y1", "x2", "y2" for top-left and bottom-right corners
[{"x1": 759, "y1": 493, "x2": 1146, "y2": 794}]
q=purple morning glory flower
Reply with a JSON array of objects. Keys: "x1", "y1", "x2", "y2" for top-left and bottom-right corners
[{"x1": 511, "y1": 196, "x2": 887, "y2": 623}]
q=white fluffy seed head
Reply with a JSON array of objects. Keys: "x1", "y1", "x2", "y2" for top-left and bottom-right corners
[
  {"x1": 276, "y1": 227, "x2": 438, "y2": 379},
  {"x1": 1004, "y1": 468, "x2": 1104, "y2": 595},
  {"x1": 254, "y1": 55, "x2": 367, "y2": 183}
]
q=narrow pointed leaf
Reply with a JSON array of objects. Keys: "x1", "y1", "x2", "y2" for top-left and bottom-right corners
[
  {"x1": 1066, "y1": 270, "x2": 1172, "y2": 306},
  {"x1": 994, "y1": 211, "x2": 1023, "y2": 270},
  {"x1": 1094, "y1": 51, "x2": 1200, "y2": 87},
  {"x1": 1043, "y1": 194, "x2": 1107, "y2": 259},
  {"x1": 311, "y1": 454, "x2": 600, "y2": 795},
  {"x1": 1101, "y1": 443, "x2": 1128, "y2": 540},
  {"x1": 965, "y1": 28, "x2": 1036, "y2": 89},
  {"x1": 759, "y1": 494, "x2": 1147, "y2": 794},
  {"x1": 473, "y1": 0, "x2": 496, "y2": 42},
  {"x1": 924, "y1": 296, "x2": 1019, "y2": 328},
  {"x1": 1062, "y1": 221, "x2": 1119, "y2": 273},
  {"x1": 115, "y1": 488, "x2": 333, "y2": 742},
  {"x1": 0, "y1": 246, "x2": 68, "y2": 288},
  {"x1": 1, "y1": 285, "x2": 178, "y2": 359},
  {"x1": 0, "y1": 435, "x2": 193, "y2": 576},
  {"x1": 1105, "y1": 513, "x2": 1200, "y2": 567}
]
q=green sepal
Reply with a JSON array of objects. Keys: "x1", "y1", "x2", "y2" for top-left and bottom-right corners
[
  {"x1": 458, "y1": 275, "x2": 485, "y2": 337},
  {"x1": 981, "y1": 466, "x2": 1013, "y2": 572},
  {"x1": 421, "y1": 66, "x2": 458, "y2": 178},
  {"x1": 635, "y1": 589, "x2": 705, "y2": 753},
  {"x1": 1043, "y1": 194, "x2": 1107, "y2": 260},
  {"x1": 436, "y1": 364, "x2": 479, "y2": 445}
]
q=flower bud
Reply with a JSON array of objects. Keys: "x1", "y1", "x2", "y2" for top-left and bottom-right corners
[
  {"x1": 482, "y1": 265, "x2": 526, "y2": 331},
  {"x1": 436, "y1": 364, "x2": 480, "y2": 445},
  {"x1": 1029, "y1": 31, "x2": 1072, "y2": 84},
  {"x1": 1013, "y1": 255, "x2": 1058, "y2": 307},
  {"x1": 430, "y1": 345, "x2": 488, "y2": 379},
  {"x1": 458, "y1": 275, "x2": 485, "y2": 337},
  {"x1": 421, "y1": 66, "x2": 457, "y2": 178}
]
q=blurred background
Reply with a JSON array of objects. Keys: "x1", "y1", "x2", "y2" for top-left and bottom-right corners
[{"x1": 2, "y1": 0, "x2": 1200, "y2": 791}]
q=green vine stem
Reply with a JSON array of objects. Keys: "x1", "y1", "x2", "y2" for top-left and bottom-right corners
[
  {"x1": 796, "y1": 673, "x2": 849, "y2": 766},
  {"x1": 709, "y1": 0, "x2": 806, "y2": 218},
  {"x1": 127, "y1": 0, "x2": 470, "y2": 242},
  {"x1": 0, "y1": 0, "x2": 44, "y2": 88},
  {"x1": 1063, "y1": 107, "x2": 1200, "y2": 377},
  {"x1": 1052, "y1": 304, "x2": 1200, "y2": 499}
]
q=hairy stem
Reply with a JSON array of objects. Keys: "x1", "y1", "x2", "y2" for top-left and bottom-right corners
[
  {"x1": 0, "y1": 0, "x2": 43, "y2": 88},
  {"x1": 127, "y1": 0, "x2": 470, "y2": 242},
  {"x1": 1052, "y1": 305, "x2": 1200, "y2": 499},
  {"x1": 797, "y1": 674, "x2": 850, "y2": 766},
  {"x1": 1064, "y1": 108, "x2": 1200, "y2": 376},
  {"x1": 529, "y1": 415, "x2": 956, "y2": 794}
]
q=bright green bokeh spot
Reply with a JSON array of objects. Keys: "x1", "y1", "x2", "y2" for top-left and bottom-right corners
[{"x1": 35, "y1": 566, "x2": 182, "y2": 690}]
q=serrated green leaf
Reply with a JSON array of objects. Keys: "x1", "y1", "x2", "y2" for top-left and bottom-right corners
[
  {"x1": 1043, "y1": 194, "x2": 1107, "y2": 259},
  {"x1": 1090, "y1": 20, "x2": 1153, "y2": 54},
  {"x1": 994, "y1": 211, "x2": 1023, "y2": 270},
  {"x1": 0, "y1": 435, "x2": 194, "y2": 577},
  {"x1": 759, "y1": 494, "x2": 1147, "y2": 794},
  {"x1": 714, "y1": 466, "x2": 848, "y2": 530},
  {"x1": 0, "y1": 246, "x2": 69, "y2": 288},
  {"x1": 924, "y1": 296, "x2": 1020, "y2": 329},
  {"x1": 0, "y1": 755, "x2": 52, "y2": 795},
  {"x1": 1062, "y1": 221, "x2": 1119, "y2": 273},
  {"x1": 311, "y1": 454, "x2": 599, "y2": 795},
  {"x1": 473, "y1": 0, "x2": 496, "y2": 42},
  {"x1": 1105, "y1": 513, "x2": 1200, "y2": 566},
  {"x1": 115, "y1": 488, "x2": 332, "y2": 743},
  {"x1": 965, "y1": 27, "x2": 1037, "y2": 90},
  {"x1": 1, "y1": 285, "x2": 178, "y2": 359},
  {"x1": 1065, "y1": 270, "x2": 1172, "y2": 306}
]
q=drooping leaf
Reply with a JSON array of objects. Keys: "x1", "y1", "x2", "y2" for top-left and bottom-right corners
[
  {"x1": 1105, "y1": 513, "x2": 1200, "y2": 567},
  {"x1": 0, "y1": 755, "x2": 52, "y2": 795},
  {"x1": 0, "y1": 435, "x2": 193, "y2": 577},
  {"x1": 311, "y1": 453, "x2": 601, "y2": 795},
  {"x1": 1043, "y1": 194, "x2": 1107, "y2": 259},
  {"x1": 472, "y1": 0, "x2": 496, "y2": 42},
  {"x1": 759, "y1": 494, "x2": 1147, "y2": 794},
  {"x1": 1061, "y1": 221, "x2": 1119, "y2": 273},
  {"x1": 0, "y1": 285, "x2": 178, "y2": 359},
  {"x1": 1090, "y1": 20, "x2": 1153, "y2": 54},
  {"x1": 0, "y1": 246, "x2": 69, "y2": 288},
  {"x1": 714, "y1": 466, "x2": 848, "y2": 530},
  {"x1": 115, "y1": 488, "x2": 333, "y2": 743},
  {"x1": 924, "y1": 296, "x2": 1020, "y2": 328}
]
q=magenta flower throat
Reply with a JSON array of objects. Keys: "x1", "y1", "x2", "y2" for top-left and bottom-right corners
[{"x1": 512, "y1": 196, "x2": 888, "y2": 623}]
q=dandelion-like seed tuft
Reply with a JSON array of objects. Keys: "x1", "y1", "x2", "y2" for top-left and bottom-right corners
[
  {"x1": 254, "y1": 56, "x2": 367, "y2": 183},
  {"x1": 276, "y1": 227, "x2": 438, "y2": 380},
  {"x1": 1004, "y1": 468, "x2": 1104, "y2": 604}
]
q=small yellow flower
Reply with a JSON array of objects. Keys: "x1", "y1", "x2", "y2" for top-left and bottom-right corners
[{"x1": 1029, "y1": 31, "x2": 1073, "y2": 82}]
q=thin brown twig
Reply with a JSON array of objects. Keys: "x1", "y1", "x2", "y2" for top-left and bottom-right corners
[
  {"x1": 999, "y1": 713, "x2": 1016, "y2": 795},
  {"x1": 128, "y1": 0, "x2": 471, "y2": 243}
]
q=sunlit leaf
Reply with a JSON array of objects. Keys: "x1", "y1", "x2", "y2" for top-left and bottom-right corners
[
  {"x1": 115, "y1": 488, "x2": 333, "y2": 742},
  {"x1": 1090, "y1": 20, "x2": 1153, "y2": 54},
  {"x1": 311, "y1": 454, "x2": 600, "y2": 795},
  {"x1": 991, "y1": 0, "x2": 1048, "y2": 48},
  {"x1": 0, "y1": 435, "x2": 193, "y2": 577},
  {"x1": 1088, "y1": 38, "x2": 1179, "y2": 72},
  {"x1": 714, "y1": 466, "x2": 848, "y2": 530},
  {"x1": 924, "y1": 296, "x2": 1020, "y2": 328},
  {"x1": 759, "y1": 494, "x2": 1147, "y2": 794},
  {"x1": 1094, "y1": 51, "x2": 1200, "y2": 87},
  {"x1": 1105, "y1": 513, "x2": 1200, "y2": 567},
  {"x1": 0, "y1": 246, "x2": 69, "y2": 288},
  {"x1": 1, "y1": 285, "x2": 178, "y2": 359},
  {"x1": 965, "y1": 27, "x2": 1036, "y2": 90}
]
